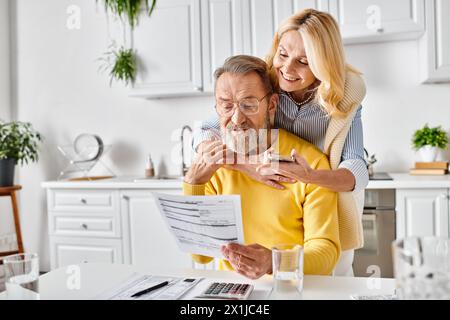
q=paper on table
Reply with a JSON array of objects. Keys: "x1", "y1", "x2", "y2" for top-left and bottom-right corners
[
  {"x1": 96, "y1": 273, "x2": 203, "y2": 300},
  {"x1": 153, "y1": 192, "x2": 244, "y2": 258}
]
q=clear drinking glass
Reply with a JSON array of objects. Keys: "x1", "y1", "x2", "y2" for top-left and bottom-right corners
[
  {"x1": 268, "y1": 244, "x2": 304, "y2": 300},
  {"x1": 392, "y1": 237, "x2": 450, "y2": 300},
  {"x1": 4, "y1": 253, "x2": 40, "y2": 300}
]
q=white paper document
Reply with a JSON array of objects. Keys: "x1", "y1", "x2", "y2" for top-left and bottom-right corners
[
  {"x1": 96, "y1": 273, "x2": 203, "y2": 300},
  {"x1": 153, "y1": 192, "x2": 244, "y2": 258}
]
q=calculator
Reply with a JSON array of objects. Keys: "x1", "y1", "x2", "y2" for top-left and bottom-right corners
[{"x1": 196, "y1": 282, "x2": 254, "y2": 300}]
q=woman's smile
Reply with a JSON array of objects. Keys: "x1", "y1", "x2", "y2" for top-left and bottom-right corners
[{"x1": 280, "y1": 69, "x2": 301, "y2": 82}]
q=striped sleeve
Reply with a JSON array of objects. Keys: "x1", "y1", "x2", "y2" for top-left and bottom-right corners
[
  {"x1": 338, "y1": 105, "x2": 369, "y2": 192},
  {"x1": 192, "y1": 115, "x2": 221, "y2": 152}
]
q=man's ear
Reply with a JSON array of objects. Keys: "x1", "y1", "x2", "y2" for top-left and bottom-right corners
[
  {"x1": 269, "y1": 93, "x2": 279, "y2": 112},
  {"x1": 269, "y1": 93, "x2": 279, "y2": 124}
]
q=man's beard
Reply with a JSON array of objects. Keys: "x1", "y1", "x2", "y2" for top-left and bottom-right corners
[{"x1": 222, "y1": 111, "x2": 272, "y2": 157}]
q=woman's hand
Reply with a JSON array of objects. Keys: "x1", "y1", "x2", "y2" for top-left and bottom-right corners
[
  {"x1": 221, "y1": 243, "x2": 272, "y2": 279},
  {"x1": 256, "y1": 149, "x2": 314, "y2": 184},
  {"x1": 184, "y1": 140, "x2": 230, "y2": 185},
  {"x1": 226, "y1": 164, "x2": 296, "y2": 190}
]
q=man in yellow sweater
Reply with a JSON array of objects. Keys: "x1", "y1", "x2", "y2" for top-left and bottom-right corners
[{"x1": 184, "y1": 55, "x2": 340, "y2": 279}]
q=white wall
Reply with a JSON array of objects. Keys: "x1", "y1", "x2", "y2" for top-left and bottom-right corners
[
  {"x1": 11, "y1": 0, "x2": 217, "y2": 270},
  {"x1": 0, "y1": 0, "x2": 13, "y2": 238},
  {"x1": 0, "y1": 0, "x2": 10, "y2": 120},
  {"x1": 347, "y1": 40, "x2": 450, "y2": 171},
  {"x1": 8, "y1": 0, "x2": 450, "y2": 271}
]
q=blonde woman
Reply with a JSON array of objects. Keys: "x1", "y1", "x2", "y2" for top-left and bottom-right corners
[{"x1": 193, "y1": 9, "x2": 367, "y2": 276}]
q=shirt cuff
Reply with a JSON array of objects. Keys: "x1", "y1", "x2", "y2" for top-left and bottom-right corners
[
  {"x1": 182, "y1": 182, "x2": 207, "y2": 195},
  {"x1": 192, "y1": 128, "x2": 220, "y2": 152},
  {"x1": 338, "y1": 159, "x2": 369, "y2": 192}
]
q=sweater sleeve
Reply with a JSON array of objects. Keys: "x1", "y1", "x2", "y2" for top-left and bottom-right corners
[
  {"x1": 182, "y1": 181, "x2": 217, "y2": 265},
  {"x1": 302, "y1": 156, "x2": 341, "y2": 275},
  {"x1": 338, "y1": 105, "x2": 369, "y2": 192}
]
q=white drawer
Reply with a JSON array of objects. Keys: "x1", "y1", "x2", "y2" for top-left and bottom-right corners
[
  {"x1": 49, "y1": 214, "x2": 120, "y2": 238},
  {"x1": 49, "y1": 237, "x2": 123, "y2": 269},
  {"x1": 48, "y1": 189, "x2": 118, "y2": 212}
]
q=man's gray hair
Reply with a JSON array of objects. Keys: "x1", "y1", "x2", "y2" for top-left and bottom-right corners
[{"x1": 214, "y1": 55, "x2": 277, "y2": 94}]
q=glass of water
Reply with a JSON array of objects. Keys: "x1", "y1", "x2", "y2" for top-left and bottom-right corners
[
  {"x1": 3, "y1": 253, "x2": 40, "y2": 300},
  {"x1": 268, "y1": 244, "x2": 304, "y2": 300},
  {"x1": 392, "y1": 237, "x2": 450, "y2": 300}
]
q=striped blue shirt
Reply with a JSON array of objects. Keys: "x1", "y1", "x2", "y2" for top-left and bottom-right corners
[{"x1": 193, "y1": 92, "x2": 368, "y2": 192}]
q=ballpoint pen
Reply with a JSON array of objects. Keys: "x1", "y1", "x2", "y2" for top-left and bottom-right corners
[{"x1": 131, "y1": 281, "x2": 170, "y2": 298}]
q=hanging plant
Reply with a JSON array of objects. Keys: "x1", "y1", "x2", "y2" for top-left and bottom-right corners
[
  {"x1": 99, "y1": 43, "x2": 137, "y2": 86},
  {"x1": 100, "y1": 0, "x2": 157, "y2": 29},
  {"x1": 97, "y1": 0, "x2": 157, "y2": 86}
]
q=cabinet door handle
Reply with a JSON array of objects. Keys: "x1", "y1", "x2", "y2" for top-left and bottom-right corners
[
  {"x1": 376, "y1": 28, "x2": 384, "y2": 33},
  {"x1": 80, "y1": 198, "x2": 87, "y2": 204},
  {"x1": 81, "y1": 223, "x2": 88, "y2": 230},
  {"x1": 194, "y1": 86, "x2": 202, "y2": 91}
]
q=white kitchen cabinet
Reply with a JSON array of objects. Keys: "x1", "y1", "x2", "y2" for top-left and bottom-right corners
[
  {"x1": 129, "y1": 0, "x2": 203, "y2": 98},
  {"x1": 49, "y1": 237, "x2": 123, "y2": 267},
  {"x1": 134, "y1": 0, "x2": 332, "y2": 96},
  {"x1": 128, "y1": 0, "x2": 430, "y2": 97},
  {"x1": 120, "y1": 190, "x2": 192, "y2": 269},
  {"x1": 201, "y1": 0, "x2": 246, "y2": 92},
  {"x1": 242, "y1": 0, "x2": 323, "y2": 59},
  {"x1": 328, "y1": 0, "x2": 425, "y2": 44},
  {"x1": 46, "y1": 188, "x2": 124, "y2": 269},
  {"x1": 419, "y1": 0, "x2": 450, "y2": 83},
  {"x1": 272, "y1": 0, "x2": 330, "y2": 27},
  {"x1": 396, "y1": 189, "x2": 449, "y2": 239},
  {"x1": 201, "y1": 0, "x2": 329, "y2": 92},
  {"x1": 43, "y1": 181, "x2": 195, "y2": 271}
]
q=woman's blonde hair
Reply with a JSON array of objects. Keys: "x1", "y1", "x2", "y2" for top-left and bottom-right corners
[{"x1": 266, "y1": 9, "x2": 361, "y2": 116}]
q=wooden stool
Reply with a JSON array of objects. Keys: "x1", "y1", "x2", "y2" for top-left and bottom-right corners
[{"x1": 0, "y1": 185, "x2": 23, "y2": 264}]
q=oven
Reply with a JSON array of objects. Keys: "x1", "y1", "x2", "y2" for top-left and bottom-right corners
[{"x1": 353, "y1": 188, "x2": 396, "y2": 278}]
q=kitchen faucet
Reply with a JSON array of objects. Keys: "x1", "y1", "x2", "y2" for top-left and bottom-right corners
[{"x1": 180, "y1": 125, "x2": 193, "y2": 176}]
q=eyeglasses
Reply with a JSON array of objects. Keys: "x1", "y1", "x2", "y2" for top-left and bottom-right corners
[{"x1": 215, "y1": 92, "x2": 272, "y2": 117}]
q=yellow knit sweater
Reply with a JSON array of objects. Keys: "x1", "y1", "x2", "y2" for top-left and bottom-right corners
[{"x1": 183, "y1": 129, "x2": 341, "y2": 275}]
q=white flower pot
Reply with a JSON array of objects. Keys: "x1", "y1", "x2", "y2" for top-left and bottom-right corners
[{"x1": 419, "y1": 146, "x2": 438, "y2": 162}]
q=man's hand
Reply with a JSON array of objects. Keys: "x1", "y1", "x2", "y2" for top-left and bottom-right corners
[
  {"x1": 193, "y1": 142, "x2": 296, "y2": 189},
  {"x1": 221, "y1": 243, "x2": 272, "y2": 279},
  {"x1": 256, "y1": 149, "x2": 314, "y2": 184},
  {"x1": 184, "y1": 140, "x2": 229, "y2": 185}
]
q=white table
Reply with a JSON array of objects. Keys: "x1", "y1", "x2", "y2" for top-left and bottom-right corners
[{"x1": 0, "y1": 263, "x2": 396, "y2": 300}]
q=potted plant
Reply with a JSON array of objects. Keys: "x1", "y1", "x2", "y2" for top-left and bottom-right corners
[
  {"x1": 0, "y1": 120, "x2": 42, "y2": 187},
  {"x1": 412, "y1": 124, "x2": 448, "y2": 162}
]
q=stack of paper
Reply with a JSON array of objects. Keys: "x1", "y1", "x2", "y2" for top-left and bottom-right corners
[
  {"x1": 153, "y1": 192, "x2": 244, "y2": 258},
  {"x1": 96, "y1": 274, "x2": 203, "y2": 300}
]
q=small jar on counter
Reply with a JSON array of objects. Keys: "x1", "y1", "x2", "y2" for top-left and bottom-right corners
[{"x1": 145, "y1": 154, "x2": 155, "y2": 178}]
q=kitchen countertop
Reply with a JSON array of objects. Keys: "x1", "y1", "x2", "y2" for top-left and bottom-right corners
[
  {"x1": 0, "y1": 263, "x2": 395, "y2": 300},
  {"x1": 42, "y1": 173, "x2": 450, "y2": 190},
  {"x1": 41, "y1": 176, "x2": 184, "y2": 189},
  {"x1": 367, "y1": 173, "x2": 450, "y2": 189}
]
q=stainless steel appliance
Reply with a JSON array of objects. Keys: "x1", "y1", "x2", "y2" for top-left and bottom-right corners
[{"x1": 353, "y1": 188, "x2": 396, "y2": 278}]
